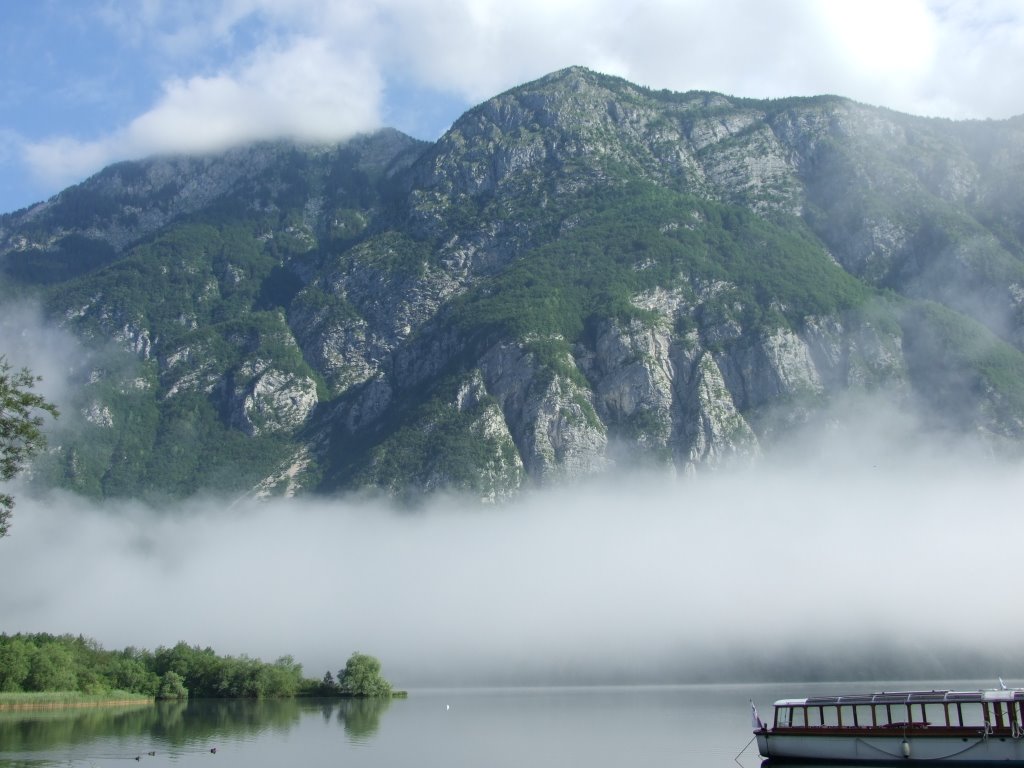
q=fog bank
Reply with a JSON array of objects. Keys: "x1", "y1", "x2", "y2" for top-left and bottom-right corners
[
  {"x1": 2, "y1": 416, "x2": 1021, "y2": 686},
  {"x1": 2, "y1": 302, "x2": 1020, "y2": 684}
]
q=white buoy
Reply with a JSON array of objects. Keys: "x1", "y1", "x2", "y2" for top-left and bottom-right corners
[{"x1": 902, "y1": 739, "x2": 911, "y2": 758}]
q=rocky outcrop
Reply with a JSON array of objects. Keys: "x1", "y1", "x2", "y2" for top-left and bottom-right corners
[
  {"x1": 445, "y1": 372, "x2": 525, "y2": 500},
  {"x1": 480, "y1": 341, "x2": 608, "y2": 483},
  {"x1": 676, "y1": 349, "x2": 760, "y2": 469},
  {"x1": 716, "y1": 328, "x2": 824, "y2": 413},
  {"x1": 230, "y1": 364, "x2": 318, "y2": 437},
  {"x1": 82, "y1": 402, "x2": 114, "y2": 428},
  {"x1": 801, "y1": 313, "x2": 908, "y2": 392},
  {"x1": 587, "y1": 317, "x2": 675, "y2": 463}
]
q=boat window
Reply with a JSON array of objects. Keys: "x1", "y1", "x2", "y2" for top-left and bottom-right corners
[
  {"x1": 775, "y1": 707, "x2": 791, "y2": 728},
  {"x1": 855, "y1": 704, "x2": 873, "y2": 726},
  {"x1": 883, "y1": 703, "x2": 908, "y2": 725},
  {"x1": 1007, "y1": 702, "x2": 1019, "y2": 729},
  {"x1": 923, "y1": 703, "x2": 947, "y2": 726},
  {"x1": 958, "y1": 702, "x2": 986, "y2": 727},
  {"x1": 994, "y1": 702, "x2": 1011, "y2": 729},
  {"x1": 807, "y1": 707, "x2": 823, "y2": 727},
  {"x1": 789, "y1": 707, "x2": 805, "y2": 727},
  {"x1": 839, "y1": 705, "x2": 854, "y2": 727}
]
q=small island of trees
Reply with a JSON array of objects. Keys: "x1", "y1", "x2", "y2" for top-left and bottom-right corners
[
  {"x1": 0, "y1": 633, "x2": 401, "y2": 708},
  {"x1": 319, "y1": 652, "x2": 395, "y2": 697}
]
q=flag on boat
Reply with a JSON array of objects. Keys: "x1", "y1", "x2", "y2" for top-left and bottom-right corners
[{"x1": 750, "y1": 700, "x2": 764, "y2": 730}]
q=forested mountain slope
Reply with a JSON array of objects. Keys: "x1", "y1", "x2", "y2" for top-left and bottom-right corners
[{"x1": 2, "y1": 67, "x2": 1023, "y2": 501}]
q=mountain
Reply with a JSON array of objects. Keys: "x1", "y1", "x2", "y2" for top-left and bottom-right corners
[{"x1": 2, "y1": 66, "x2": 1024, "y2": 502}]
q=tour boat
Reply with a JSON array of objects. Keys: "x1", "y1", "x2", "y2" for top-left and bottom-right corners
[{"x1": 752, "y1": 685, "x2": 1024, "y2": 763}]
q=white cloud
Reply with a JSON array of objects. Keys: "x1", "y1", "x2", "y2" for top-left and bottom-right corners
[
  {"x1": 386, "y1": 0, "x2": 1024, "y2": 119},
  {"x1": 817, "y1": 0, "x2": 938, "y2": 80},
  {"x1": 24, "y1": 35, "x2": 382, "y2": 188},
  {"x1": 381, "y1": 0, "x2": 1018, "y2": 122},
  {"x1": 18, "y1": 0, "x2": 1024, "y2": 193},
  {"x1": 23, "y1": 136, "x2": 121, "y2": 190},
  {"x1": 129, "y1": 38, "x2": 382, "y2": 148},
  {"x1": 915, "y1": 0, "x2": 1024, "y2": 118}
]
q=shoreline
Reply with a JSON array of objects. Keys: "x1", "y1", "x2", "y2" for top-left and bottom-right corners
[
  {"x1": 0, "y1": 697, "x2": 154, "y2": 712},
  {"x1": 0, "y1": 693, "x2": 406, "y2": 711}
]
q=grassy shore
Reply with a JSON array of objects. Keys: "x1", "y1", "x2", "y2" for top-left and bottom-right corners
[{"x1": 0, "y1": 691, "x2": 153, "y2": 711}]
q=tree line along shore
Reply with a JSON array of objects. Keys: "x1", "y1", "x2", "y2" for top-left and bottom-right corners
[{"x1": 0, "y1": 633, "x2": 400, "y2": 707}]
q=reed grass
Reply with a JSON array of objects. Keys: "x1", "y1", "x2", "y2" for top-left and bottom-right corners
[{"x1": 0, "y1": 691, "x2": 152, "y2": 710}]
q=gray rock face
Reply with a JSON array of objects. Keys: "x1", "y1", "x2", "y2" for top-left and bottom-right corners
[
  {"x1": 589, "y1": 318, "x2": 675, "y2": 464},
  {"x1": 82, "y1": 402, "x2": 114, "y2": 428},
  {"x1": 677, "y1": 350, "x2": 760, "y2": 469},
  {"x1": 341, "y1": 376, "x2": 394, "y2": 433},
  {"x1": 231, "y1": 366, "x2": 318, "y2": 437},
  {"x1": 449, "y1": 372, "x2": 525, "y2": 501},
  {"x1": 292, "y1": 309, "x2": 379, "y2": 394},
  {"x1": 802, "y1": 314, "x2": 908, "y2": 392},
  {"x1": 480, "y1": 341, "x2": 607, "y2": 483},
  {"x1": 717, "y1": 328, "x2": 824, "y2": 413}
]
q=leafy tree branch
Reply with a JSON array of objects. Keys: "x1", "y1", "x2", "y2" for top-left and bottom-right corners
[{"x1": 0, "y1": 356, "x2": 59, "y2": 537}]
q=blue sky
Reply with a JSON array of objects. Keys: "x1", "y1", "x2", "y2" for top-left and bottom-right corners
[{"x1": 2, "y1": 0, "x2": 1023, "y2": 215}]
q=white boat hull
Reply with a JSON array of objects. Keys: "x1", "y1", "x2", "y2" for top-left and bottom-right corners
[{"x1": 758, "y1": 731, "x2": 1024, "y2": 763}]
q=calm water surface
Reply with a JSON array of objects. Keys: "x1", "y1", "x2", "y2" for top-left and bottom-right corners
[{"x1": 0, "y1": 682, "x2": 954, "y2": 768}]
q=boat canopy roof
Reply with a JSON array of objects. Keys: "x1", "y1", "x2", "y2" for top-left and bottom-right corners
[{"x1": 774, "y1": 689, "x2": 1024, "y2": 707}]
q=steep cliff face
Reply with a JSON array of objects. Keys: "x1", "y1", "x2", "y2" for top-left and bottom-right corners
[
  {"x1": 3, "y1": 67, "x2": 1024, "y2": 502},
  {"x1": 479, "y1": 341, "x2": 607, "y2": 482}
]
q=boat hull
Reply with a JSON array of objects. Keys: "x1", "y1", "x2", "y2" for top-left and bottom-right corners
[{"x1": 758, "y1": 732, "x2": 1024, "y2": 764}]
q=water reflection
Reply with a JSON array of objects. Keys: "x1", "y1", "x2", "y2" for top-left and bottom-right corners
[
  {"x1": 336, "y1": 697, "x2": 392, "y2": 743},
  {"x1": 0, "y1": 702, "x2": 157, "y2": 754},
  {"x1": 0, "y1": 697, "x2": 394, "y2": 765},
  {"x1": 156, "y1": 698, "x2": 304, "y2": 744}
]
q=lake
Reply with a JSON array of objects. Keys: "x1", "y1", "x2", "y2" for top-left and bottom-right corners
[{"x1": 0, "y1": 682, "x2": 971, "y2": 767}]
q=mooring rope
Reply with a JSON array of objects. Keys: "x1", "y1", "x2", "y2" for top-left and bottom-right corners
[{"x1": 734, "y1": 734, "x2": 757, "y2": 766}]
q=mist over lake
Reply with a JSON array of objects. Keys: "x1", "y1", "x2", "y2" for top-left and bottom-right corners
[{"x1": 3, "y1": 399, "x2": 1021, "y2": 687}]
